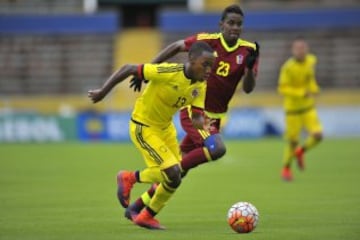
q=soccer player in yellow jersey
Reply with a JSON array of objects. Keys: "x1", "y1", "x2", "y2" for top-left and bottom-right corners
[
  {"x1": 126, "y1": 4, "x2": 258, "y2": 220},
  {"x1": 278, "y1": 38, "x2": 323, "y2": 181},
  {"x1": 88, "y1": 41, "x2": 216, "y2": 229}
]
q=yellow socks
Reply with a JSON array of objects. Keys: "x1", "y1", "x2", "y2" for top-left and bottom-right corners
[
  {"x1": 303, "y1": 135, "x2": 320, "y2": 151},
  {"x1": 283, "y1": 144, "x2": 295, "y2": 167},
  {"x1": 148, "y1": 183, "x2": 176, "y2": 213}
]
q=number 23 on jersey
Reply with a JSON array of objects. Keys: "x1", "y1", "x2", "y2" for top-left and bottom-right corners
[{"x1": 216, "y1": 61, "x2": 230, "y2": 77}]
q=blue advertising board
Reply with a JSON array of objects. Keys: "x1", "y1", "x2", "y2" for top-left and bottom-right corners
[
  {"x1": 77, "y1": 111, "x2": 130, "y2": 142},
  {"x1": 76, "y1": 109, "x2": 270, "y2": 142}
]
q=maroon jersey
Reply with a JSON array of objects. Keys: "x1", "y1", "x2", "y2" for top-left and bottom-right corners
[{"x1": 184, "y1": 33, "x2": 259, "y2": 115}]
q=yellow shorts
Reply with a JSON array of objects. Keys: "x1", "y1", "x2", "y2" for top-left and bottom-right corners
[
  {"x1": 284, "y1": 108, "x2": 323, "y2": 141},
  {"x1": 129, "y1": 120, "x2": 181, "y2": 170}
]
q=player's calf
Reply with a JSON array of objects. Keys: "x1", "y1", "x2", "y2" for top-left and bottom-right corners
[{"x1": 294, "y1": 147, "x2": 305, "y2": 170}]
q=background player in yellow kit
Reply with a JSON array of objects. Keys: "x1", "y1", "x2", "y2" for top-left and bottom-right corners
[
  {"x1": 278, "y1": 37, "x2": 323, "y2": 181},
  {"x1": 88, "y1": 41, "x2": 216, "y2": 229}
]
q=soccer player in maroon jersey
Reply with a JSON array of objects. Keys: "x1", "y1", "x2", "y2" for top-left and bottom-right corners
[{"x1": 125, "y1": 4, "x2": 260, "y2": 220}]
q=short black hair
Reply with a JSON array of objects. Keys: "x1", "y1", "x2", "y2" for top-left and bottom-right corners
[
  {"x1": 294, "y1": 35, "x2": 305, "y2": 41},
  {"x1": 189, "y1": 41, "x2": 214, "y2": 59},
  {"x1": 221, "y1": 4, "x2": 244, "y2": 20}
]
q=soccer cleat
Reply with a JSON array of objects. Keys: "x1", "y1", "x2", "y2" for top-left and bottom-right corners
[
  {"x1": 117, "y1": 171, "x2": 136, "y2": 208},
  {"x1": 125, "y1": 183, "x2": 158, "y2": 221},
  {"x1": 294, "y1": 147, "x2": 305, "y2": 170},
  {"x1": 281, "y1": 167, "x2": 293, "y2": 181},
  {"x1": 133, "y1": 209, "x2": 166, "y2": 230},
  {"x1": 124, "y1": 207, "x2": 138, "y2": 222}
]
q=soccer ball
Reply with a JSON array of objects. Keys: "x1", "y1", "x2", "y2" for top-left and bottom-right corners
[{"x1": 227, "y1": 201, "x2": 259, "y2": 233}]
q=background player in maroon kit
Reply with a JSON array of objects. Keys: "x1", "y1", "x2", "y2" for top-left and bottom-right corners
[{"x1": 125, "y1": 4, "x2": 259, "y2": 219}]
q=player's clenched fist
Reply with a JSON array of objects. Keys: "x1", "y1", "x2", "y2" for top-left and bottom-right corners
[{"x1": 88, "y1": 89, "x2": 105, "y2": 103}]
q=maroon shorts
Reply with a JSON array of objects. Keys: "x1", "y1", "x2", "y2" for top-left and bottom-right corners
[{"x1": 179, "y1": 108, "x2": 221, "y2": 153}]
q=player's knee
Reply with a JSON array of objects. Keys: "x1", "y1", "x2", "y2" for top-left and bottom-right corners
[
  {"x1": 211, "y1": 144, "x2": 226, "y2": 160},
  {"x1": 163, "y1": 165, "x2": 182, "y2": 189},
  {"x1": 167, "y1": 172, "x2": 181, "y2": 189},
  {"x1": 289, "y1": 140, "x2": 298, "y2": 148},
  {"x1": 204, "y1": 134, "x2": 226, "y2": 161},
  {"x1": 313, "y1": 132, "x2": 323, "y2": 142},
  {"x1": 181, "y1": 170, "x2": 188, "y2": 179}
]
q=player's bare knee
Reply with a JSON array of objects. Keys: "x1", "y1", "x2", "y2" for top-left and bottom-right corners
[
  {"x1": 210, "y1": 144, "x2": 226, "y2": 160},
  {"x1": 313, "y1": 132, "x2": 323, "y2": 142},
  {"x1": 167, "y1": 173, "x2": 181, "y2": 189},
  {"x1": 181, "y1": 170, "x2": 188, "y2": 178},
  {"x1": 290, "y1": 141, "x2": 298, "y2": 148},
  {"x1": 204, "y1": 134, "x2": 226, "y2": 161},
  {"x1": 163, "y1": 165, "x2": 182, "y2": 189}
]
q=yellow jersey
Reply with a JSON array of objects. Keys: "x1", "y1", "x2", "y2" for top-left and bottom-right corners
[
  {"x1": 131, "y1": 62, "x2": 206, "y2": 128},
  {"x1": 278, "y1": 54, "x2": 320, "y2": 112}
]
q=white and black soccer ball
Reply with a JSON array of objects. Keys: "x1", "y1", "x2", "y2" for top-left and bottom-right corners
[{"x1": 227, "y1": 201, "x2": 259, "y2": 233}]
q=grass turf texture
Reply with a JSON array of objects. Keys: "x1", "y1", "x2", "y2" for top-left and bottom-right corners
[{"x1": 1, "y1": 138, "x2": 359, "y2": 240}]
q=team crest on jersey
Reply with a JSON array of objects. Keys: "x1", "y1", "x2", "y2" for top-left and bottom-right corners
[
  {"x1": 192, "y1": 89, "x2": 199, "y2": 98},
  {"x1": 236, "y1": 54, "x2": 244, "y2": 64}
]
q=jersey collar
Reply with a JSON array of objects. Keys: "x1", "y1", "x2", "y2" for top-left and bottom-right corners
[{"x1": 220, "y1": 33, "x2": 240, "y2": 52}]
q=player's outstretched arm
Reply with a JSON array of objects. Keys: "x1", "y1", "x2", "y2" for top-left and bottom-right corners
[
  {"x1": 243, "y1": 70, "x2": 256, "y2": 94},
  {"x1": 243, "y1": 42, "x2": 260, "y2": 94},
  {"x1": 151, "y1": 40, "x2": 186, "y2": 63},
  {"x1": 88, "y1": 64, "x2": 138, "y2": 103},
  {"x1": 129, "y1": 40, "x2": 187, "y2": 92}
]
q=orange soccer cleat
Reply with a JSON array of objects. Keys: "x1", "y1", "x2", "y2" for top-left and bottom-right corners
[
  {"x1": 124, "y1": 183, "x2": 158, "y2": 221},
  {"x1": 117, "y1": 171, "x2": 136, "y2": 208},
  {"x1": 133, "y1": 209, "x2": 165, "y2": 230},
  {"x1": 281, "y1": 167, "x2": 293, "y2": 181}
]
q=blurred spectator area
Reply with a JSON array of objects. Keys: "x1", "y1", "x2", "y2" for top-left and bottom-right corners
[
  {"x1": 0, "y1": 34, "x2": 113, "y2": 94},
  {"x1": 157, "y1": 7, "x2": 360, "y2": 108},
  {"x1": 159, "y1": 8, "x2": 360, "y2": 90},
  {"x1": 0, "y1": 12, "x2": 118, "y2": 113},
  {"x1": 0, "y1": 0, "x2": 360, "y2": 113},
  {"x1": 0, "y1": 0, "x2": 84, "y2": 14},
  {"x1": 240, "y1": 0, "x2": 360, "y2": 10}
]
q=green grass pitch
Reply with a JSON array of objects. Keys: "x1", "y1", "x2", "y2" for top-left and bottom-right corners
[{"x1": 1, "y1": 138, "x2": 360, "y2": 240}]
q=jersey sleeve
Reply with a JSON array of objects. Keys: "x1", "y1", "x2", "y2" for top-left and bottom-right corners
[
  {"x1": 184, "y1": 32, "x2": 216, "y2": 51},
  {"x1": 184, "y1": 34, "x2": 198, "y2": 51},
  {"x1": 277, "y1": 63, "x2": 306, "y2": 98},
  {"x1": 140, "y1": 63, "x2": 162, "y2": 83}
]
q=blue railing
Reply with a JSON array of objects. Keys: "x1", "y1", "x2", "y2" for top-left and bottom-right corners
[
  {"x1": 159, "y1": 8, "x2": 360, "y2": 32},
  {"x1": 0, "y1": 12, "x2": 119, "y2": 34}
]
